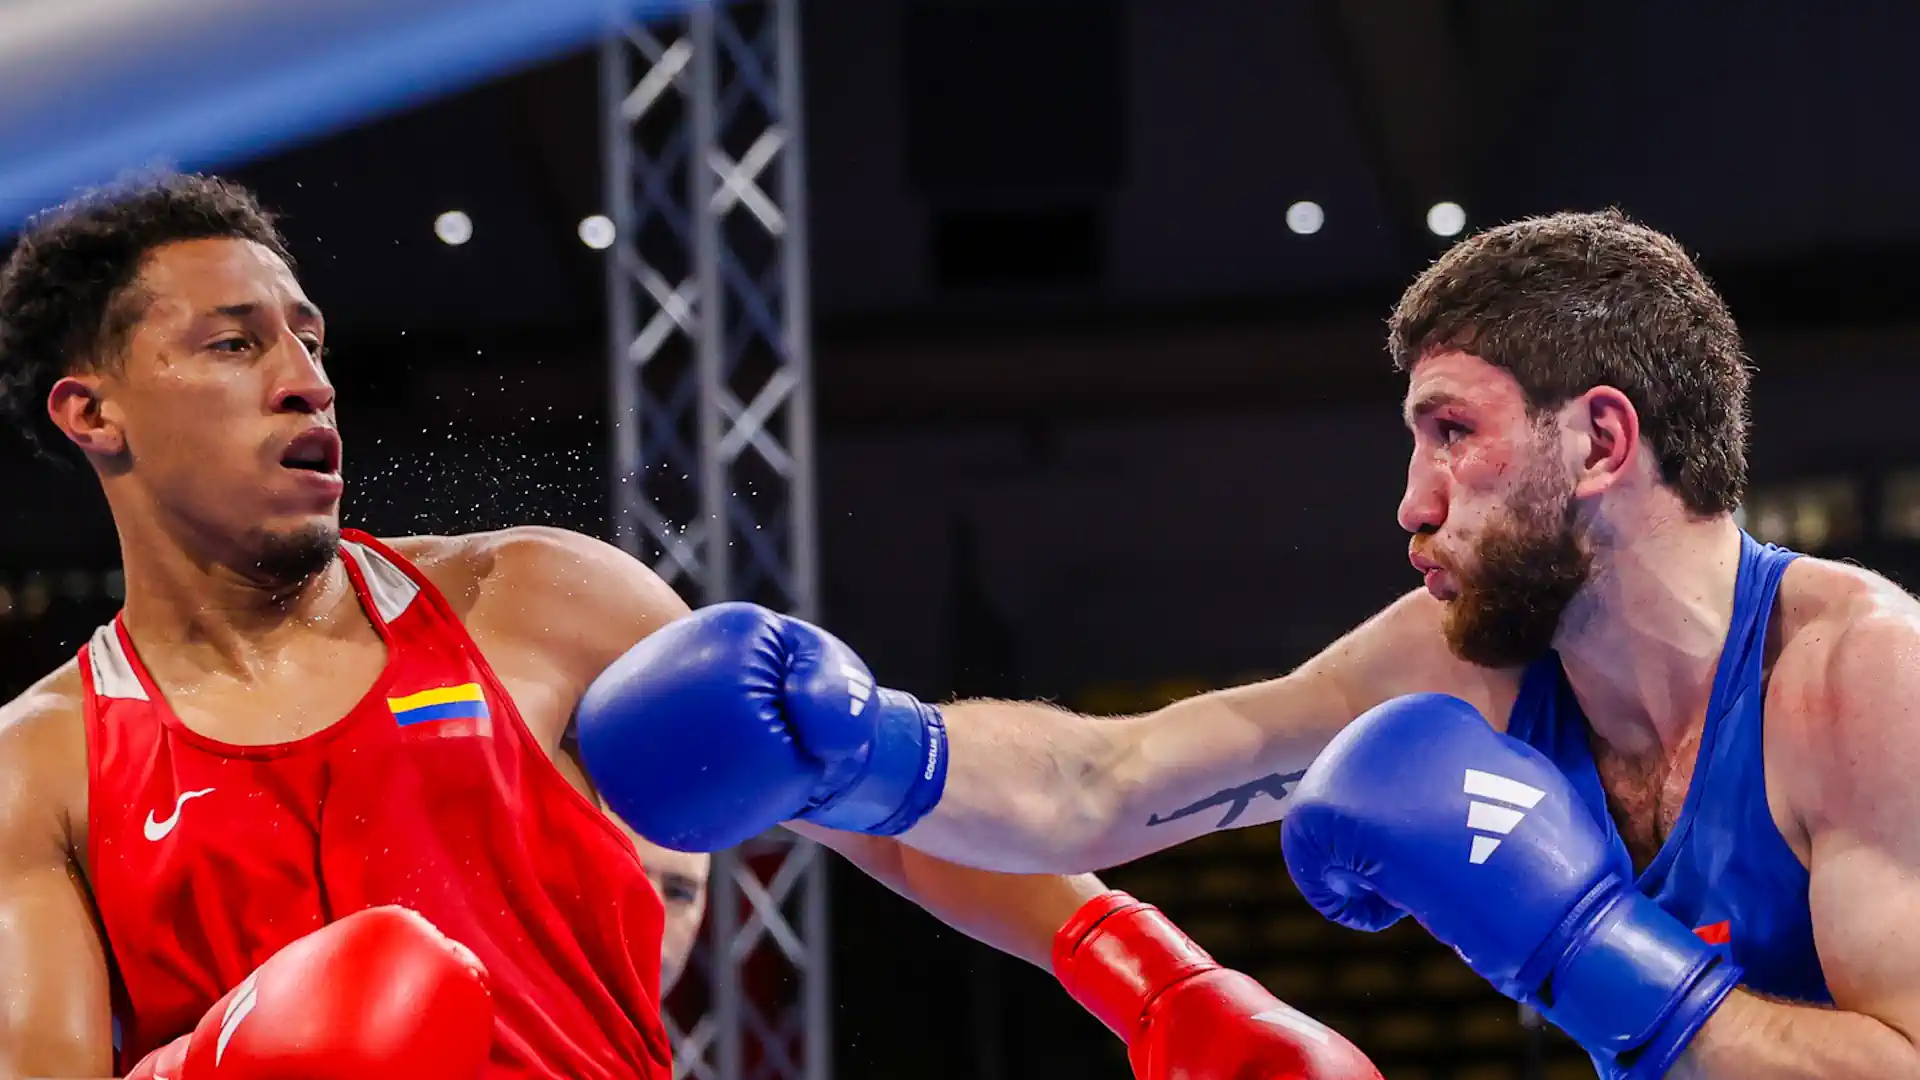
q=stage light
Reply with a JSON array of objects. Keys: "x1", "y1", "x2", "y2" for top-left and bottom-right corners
[
  {"x1": 1426, "y1": 201, "x2": 1466, "y2": 238},
  {"x1": 1285, "y1": 201, "x2": 1324, "y2": 236},
  {"x1": 579, "y1": 215, "x2": 616, "y2": 249},
  {"x1": 435, "y1": 210, "x2": 473, "y2": 246}
]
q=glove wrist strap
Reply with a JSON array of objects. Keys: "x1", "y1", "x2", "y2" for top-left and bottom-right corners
[
  {"x1": 1052, "y1": 891, "x2": 1217, "y2": 1043},
  {"x1": 802, "y1": 692, "x2": 947, "y2": 835},
  {"x1": 1545, "y1": 888, "x2": 1741, "y2": 1066}
]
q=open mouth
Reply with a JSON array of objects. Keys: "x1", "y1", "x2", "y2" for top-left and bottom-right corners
[{"x1": 280, "y1": 428, "x2": 342, "y2": 474}]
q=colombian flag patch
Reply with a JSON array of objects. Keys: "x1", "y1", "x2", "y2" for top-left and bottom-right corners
[{"x1": 388, "y1": 683, "x2": 491, "y2": 727}]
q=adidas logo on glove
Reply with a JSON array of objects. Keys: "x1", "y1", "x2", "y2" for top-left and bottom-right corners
[
  {"x1": 844, "y1": 663, "x2": 873, "y2": 716},
  {"x1": 1463, "y1": 768, "x2": 1547, "y2": 864}
]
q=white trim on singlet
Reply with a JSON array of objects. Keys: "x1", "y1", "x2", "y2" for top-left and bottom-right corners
[
  {"x1": 86, "y1": 541, "x2": 419, "y2": 699},
  {"x1": 87, "y1": 623, "x2": 148, "y2": 701},
  {"x1": 339, "y1": 539, "x2": 420, "y2": 623}
]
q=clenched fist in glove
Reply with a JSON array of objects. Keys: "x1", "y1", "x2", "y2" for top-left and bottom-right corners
[
  {"x1": 1281, "y1": 694, "x2": 1740, "y2": 1080},
  {"x1": 123, "y1": 905, "x2": 493, "y2": 1080},
  {"x1": 575, "y1": 601, "x2": 949, "y2": 852}
]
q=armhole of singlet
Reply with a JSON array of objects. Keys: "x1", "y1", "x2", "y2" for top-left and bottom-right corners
[
  {"x1": 1744, "y1": 547, "x2": 1809, "y2": 871},
  {"x1": 76, "y1": 642, "x2": 107, "y2": 923},
  {"x1": 335, "y1": 530, "x2": 653, "y2": 874},
  {"x1": 75, "y1": 634, "x2": 137, "y2": 1062}
]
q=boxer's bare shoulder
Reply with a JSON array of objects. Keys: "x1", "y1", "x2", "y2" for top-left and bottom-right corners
[
  {"x1": 1763, "y1": 556, "x2": 1920, "y2": 836},
  {"x1": 380, "y1": 528, "x2": 690, "y2": 744},
  {"x1": 0, "y1": 661, "x2": 113, "y2": 1077},
  {"x1": 385, "y1": 526, "x2": 688, "y2": 664},
  {"x1": 0, "y1": 661, "x2": 90, "y2": 853},
  {"x1": 1731, "y1": 556, "x2": 1920, "y2": 1031}
]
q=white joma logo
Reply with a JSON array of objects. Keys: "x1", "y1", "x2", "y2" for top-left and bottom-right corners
[
  {"x1": 843, "y1": 663, "x2": 873, "y2": 716},
  {"x1": 1464, "y1": 769, "x2": 1546, "y2": 864},
  {"x1": 143, "y1": 787, "x2": 216, "y2": 842}
]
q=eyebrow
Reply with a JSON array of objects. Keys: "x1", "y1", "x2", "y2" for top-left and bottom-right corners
[
  {"x1": 1403, "y1": 390, "x2": 1471, "y2": 429},
  {"x1": 658, "y1": 872, "x2": 703, "y2": 895},
  {"x1": 209, "y1": 301, "x2": 324, "y2": 325}
]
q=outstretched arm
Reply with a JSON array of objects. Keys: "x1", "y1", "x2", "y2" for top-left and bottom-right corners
[
  {"x1": 477, "y1": 528, "x2": 1114, "y2": 966},
  {"x1": 492, "y1": 525, "x2": 1497, "y2": 877},
  {"x1": 901, "y1": 591, "x2": 1510, "y2": 872},
  {"x1": 787, "y1": 822, "x2": 1103, "y2": 968},
  {"x1": 1673, "y1": 614, "x2": 1920, "y2": 1079},
  {"x1": 497, "y1": 527, "x2": 1390, "y2": 1076}
]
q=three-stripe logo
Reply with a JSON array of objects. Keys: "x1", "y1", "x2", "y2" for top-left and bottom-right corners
[
  {"x1": 844, "y1": 662, "x2": 874, "y2": 716},
  {"x1": 1464, "y1": 768, "x2": 1547, "y2": 864}
]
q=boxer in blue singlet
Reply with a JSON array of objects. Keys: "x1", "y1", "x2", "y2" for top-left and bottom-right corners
[
  {"x1": 1503, "y1": 531, "x2": 1828, "y2": 1007},
  {"x1": 600, "y1": 210, "x2": 1920, "y2": 1078}
]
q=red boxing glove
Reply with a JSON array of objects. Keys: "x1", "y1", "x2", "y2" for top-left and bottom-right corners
[
  {"x1": 1055, "y1": 891, "x2": 1382, "y2": 1080},
  {"x1": 125, "y1": 905, "x2": 493, "y2": 1080}
]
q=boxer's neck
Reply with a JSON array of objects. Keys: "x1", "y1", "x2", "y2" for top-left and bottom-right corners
[
  {"x1": 1551, "y1": 508, "x2": 1744, "y2": 759},
  {"x1": 115, "y1": 518, "x2": 359, "y2": 681}
]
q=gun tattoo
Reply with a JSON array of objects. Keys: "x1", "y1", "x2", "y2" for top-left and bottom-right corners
[{"x1": 1146, "y1": 769, "x2": 1309, "y2": 829}]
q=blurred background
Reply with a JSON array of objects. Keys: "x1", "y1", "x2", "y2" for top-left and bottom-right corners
[{"x1": 6, "y1": 2, "x2": 1920, "y2": 1079}]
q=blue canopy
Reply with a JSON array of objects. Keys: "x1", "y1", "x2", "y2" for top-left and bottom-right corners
[{"x1": 0, "y1": 0, "x2": 689, "y2": 229}]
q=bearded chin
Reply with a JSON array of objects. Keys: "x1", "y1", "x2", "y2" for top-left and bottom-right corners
[
  {"x1": 1441, "y1": 482, "x2": 1593, "y2": 669},
  {"x1": 248, "y1": 522, "x2": 342, "y2": 586}
]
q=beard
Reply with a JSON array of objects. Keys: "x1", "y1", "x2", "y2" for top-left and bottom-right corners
[
  {"x1": 247, "y1": 521, "x2": 342, "y2": 586},
  {"x1": 1437, "y1": 463, "x2": 1593, "y2": 669}
]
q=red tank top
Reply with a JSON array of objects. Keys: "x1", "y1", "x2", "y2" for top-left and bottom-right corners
[{"x1": 80, "y1": 530, "x2": 670, "y2": 1078}]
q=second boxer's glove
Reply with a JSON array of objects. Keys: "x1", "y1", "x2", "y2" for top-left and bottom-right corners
[
  {"x1": 1055, "y1": 890, "x2": 1383, "y2": 1080},
  {"x1": 1280, "y1": 694, "x2": 1740, "y2": 1079},
  {"x1": 576, "y1": 602, "x2": 948, "y2": 852}
]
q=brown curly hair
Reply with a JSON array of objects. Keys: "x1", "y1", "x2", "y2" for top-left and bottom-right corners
[
  {"x1": 1388, "y1": 209, "x2": 1751, "y2": 517},
  {"x1": 0, "y1": 173, "x2": 294, "y2": 458}
]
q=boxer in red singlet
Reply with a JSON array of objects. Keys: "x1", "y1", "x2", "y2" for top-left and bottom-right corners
[{"x1": 0, "y1": 175, "x2": 1376, "y2": 1080}]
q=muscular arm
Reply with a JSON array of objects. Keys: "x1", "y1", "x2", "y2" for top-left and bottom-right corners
[
  {"x1": 787, "y1": 822, "x2": 1104, "y2": 968},
  {"x1": 0, "y1": 682, "x2": 114, "y2": 1080},
  {"x1": 474, "y1": 527, "x2": 1119, "y2": 973},
  {"x1": 1675, "y1": 612, "x2": 1920, "y2": 1079},
  {"x1": 902, "y1": 590, "x2": 1513, "y2": 872}
]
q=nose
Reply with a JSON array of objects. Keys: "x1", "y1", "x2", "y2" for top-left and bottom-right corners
[
  {"x1": 1398, "y1": 454, "x2": 1446, "y2": 535},
  {"x1": 270, "y1": 338, "x2": 335, "y2": 415}
]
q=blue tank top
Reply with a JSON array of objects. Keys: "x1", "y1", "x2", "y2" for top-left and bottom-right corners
[{"x1": 1505, "y1": 530, "x2": 1829, "y2": 1004}]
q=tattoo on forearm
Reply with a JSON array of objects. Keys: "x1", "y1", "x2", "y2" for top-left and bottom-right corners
[{"x1": 1146, "y1": 769, "x2": 1309, "y2": 829}]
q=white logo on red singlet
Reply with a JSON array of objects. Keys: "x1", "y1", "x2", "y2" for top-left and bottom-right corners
[{"x1": 143, "y1": 788, "x2": 216, "y2": 842}]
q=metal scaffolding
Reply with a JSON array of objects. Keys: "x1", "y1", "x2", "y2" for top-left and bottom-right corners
[{"x1": 600, "y1": 2, "x2": 827, "y2": 1078}]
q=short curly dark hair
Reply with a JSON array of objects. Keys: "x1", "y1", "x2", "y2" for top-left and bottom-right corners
[
  {"x1": 1388, "y1": 209, "x2": 1750, "y2": 517},
  {"x1": 0, "y1": 173, "x2": 294, "y2": 457}
]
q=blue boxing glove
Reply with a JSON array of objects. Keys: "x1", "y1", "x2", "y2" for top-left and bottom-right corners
[
  {"x1": 1280, "y1": 694, "x2": 1739, "y2": 1079},
  {"x1": 574, "y1": 602, "x2": 947, "y2": 852}
]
